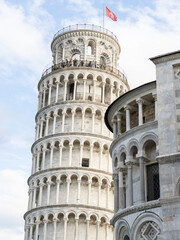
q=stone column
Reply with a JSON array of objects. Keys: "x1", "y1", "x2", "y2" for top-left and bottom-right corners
[
  {"x1": 38, "y1": 183, "x2": 43, "y2": 207},
  {"x1": 49, "y1": 145, "x2": 54, "y2": 168},
  {"x1": 99, "y1": 145, "x2": 102, "y2": 170},
  {"x1": 42, "y1": 88, "x2": 46, "y2": 108},
  {"x1": 107, "y1": 152, "x2": 110, "y2": 172},
  {"x1": 110, "y1": 84, "x2": 113, "y2": 103},
  {"x1": 63, "y1": 218, "x2": 67, "y2": 240},
  {"x1": 79, "y1": 143, "x2": 83, "y2": 167},
  {"x1": 136, "y1": 98, "x2": 144, "y2": 125},
  {"x1": 127, "y1": 163, "x2": 133, "y2": 206},
  {"x1": 77, "y1": 178, "x2": 81, "y2": 203},
  {"x1": 92, "y1": 112, "x2": 95, "y2": 133},
  {"x1": 117, "y1": 87, "x2": 120, "y2": 97},
  {"x1": 53, "y1": 113, "x2": 57, "y2": 134},
  {"x1": 118, "y1": 169, "x2": 125, "y2": 209},
  {"x1": 153, "y1": 94, "x2": 157, "y2": 120},
  {"x1": 32, "y1": 186, "x2": 37, "y2": 208},
  {"x1": 59, "y1": 144, "x2": 63, "y2": 167},
  {"x1": 63, "y1": 80, "x2": 68, "y2": 101},
  {"x1": 139, "y1": 157, "x2": 145, "y2": 202},
  {"x1": 82, "y1": 110, "x2": 85, "y2": 131},
  {"x1": 86, "y1": 219, "x2": 90, "y2": 240},
  {"x1": 73, "y1": 80, "x2": 77, "y2": 100},
  {"x1": 98, "y1": 182, "x2": 101, "y2": 207},
  {"x1": 32, "y1": 154, "x2": 36, "y2": 174},
  {"x1": 45, "y1": 116, "x2": 50, "y2": 136},
  {"x1": 71, "y1": 110, "x2": 75, "y2": 131},
  {"x1": 24, "y1": 226, "x2": 29, "y2": 240},
  {"x1": 42, "y1": 148, "x2": 46, "y2": 170},
  {"x1": 29, "y1": 188, "x2": 33, "y2": 210},
  {"x1": 38, "y1": 92, "x2": 42, "y2": 111},
  {"x1": 83, "y1": 79, "x2": 86, "y2": 100},
  {"x1": 66, "y1": 178, "x2": 71, "y2": 203},
  {"x1": 46, "y1": 181, "x2": 51, "y2": 205},
  {"x1": 35, "y1": 122, "x2": 40, "y2": 140},
  {"x1": 102, "y1": 82, "x2": 105, "y2": 104},
  {"x1": 88, "y1": 180, "x2": 92, "y2": 204},
  {"x1": 28, "y1": 189, "x2": 32, "y2": 210},
  {"x1": 35, "y1": 221, "x2": 40, "y2": 240},
  {"x1": 36, "y1": 151, "x2": 40, "y2": 172},
  {"x1": 56, "y1": 179, "x2": 60, "y2": 204},
  {"x1": 116, "y1": 113, "x2": 122, "y2": 135},
  {"x1": 101, "y1": 116, "x2": 104, "y2": 135},
  {"x1": 89, "y1": 143, "x2": 93, "y2": 168},
  {"x1": 96, "y1": 221, "x2": 100, "y2": 240},
  {"x1": 43, "y1": 220, "x2": 48, "y2": 240},
  {"x1": 106, "y1": 184, "x2": 110, "y2": 208},
  {"x1": 75, "y1": 218, "x2": 79, "y2": 240},
  {"x1": 105, "y1": 223, "x2": 108, "y2": 240},
  {"x1": 62, "y1": 110, "x2": 66, "y2": 132},
  {"x1": 55, "y1": 82, "x2": 60, "y2": 103},
  {"x1": 29, "y1": 225, "x2": 33, "y2": 240},
  {"x1": 113, "y1": 174, "x2": 118, "y2": 213},
  {"x1": 48, "y1": 83, "x2": 52, "y2": 105},
  {"x1": 68, "y1": 143, "x2": 73, "y2": 167},
  {"x1": 125, "y1": 105, "x2": 131, "y2": 131},
  {"x1": 112, "y1": 119, "x2": 117, "y2": 139},
  {"x1": 39, "y1": 118, "x2": 44, "y2": 138},
  {"x1": 53, "y1": 219, "x2": 57, "y2": 240},
  {"x1": 93, "y1": 80, "x2": 96, "y2": 102}
]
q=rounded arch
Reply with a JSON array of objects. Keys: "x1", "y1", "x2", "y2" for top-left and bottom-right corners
[
  {"x1": 140, "y1": 132, "x2": 158, "y2": 154},
  {"x1": 131, "y1": 212, "x2": 162, "y2": 240},
  {"x1": 116, "y1": 219, "x2": 130, "y2": 240}
]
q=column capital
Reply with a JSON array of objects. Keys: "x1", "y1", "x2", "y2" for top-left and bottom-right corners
[
  {"x1": 124, "y1": 105, "x2": 132, "y2": 111},
  {"x1": 116, "y1": 112, "x2": 123, "y2": 120},
  {"x1": 136, "y1": 97, "x2": 144, "y2": 104},
  {"x1": 112, "y1": 173, "x2": 118, "y2": 180},
  {"x1": 152, "y1": 93, "x2": 157, "y2": 101}
]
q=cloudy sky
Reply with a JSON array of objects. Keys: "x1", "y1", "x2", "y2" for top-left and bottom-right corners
[{"x1": 0, "y1": 0, "x2": 180, "y2": 239}]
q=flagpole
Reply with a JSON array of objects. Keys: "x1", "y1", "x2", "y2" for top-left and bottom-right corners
[{"x1": 103, "y1": 3, "x2": 105, "y2": 28}]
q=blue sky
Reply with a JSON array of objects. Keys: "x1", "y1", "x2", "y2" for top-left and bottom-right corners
[{"x1": 0, "y1": 0, "x2": 180, "y2": 239}]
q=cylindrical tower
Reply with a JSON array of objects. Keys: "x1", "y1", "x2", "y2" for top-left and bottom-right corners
[{"x1": 24, "y1": 24, "x2": 129, "y2": 240}]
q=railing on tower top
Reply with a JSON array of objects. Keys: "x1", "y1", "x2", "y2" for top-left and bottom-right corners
[
  {"x1": 42, "y1": 59, "x2": 127, "y2": 82},
  {"x1": 53, "y1": 24, "x2": 118, "y2": 42}
]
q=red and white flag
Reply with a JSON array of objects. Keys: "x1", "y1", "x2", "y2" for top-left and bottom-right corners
[{"x1": 106, "y1": 6, "x2": 117, "y2": 21}]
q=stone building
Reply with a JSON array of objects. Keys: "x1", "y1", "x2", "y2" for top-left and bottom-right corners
[
  {"x1": 105, "y1": 50, "x2": 180, "y2": 239},
  {"x1": 23, "y1": 24, "x2": 129, "y2": 240}
]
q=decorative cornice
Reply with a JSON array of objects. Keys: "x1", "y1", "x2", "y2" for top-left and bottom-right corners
[
  {"x1": 111, "y1": 200, "x2": 161, "y2": 225},
  {"x1": 27, "y1": 166, "x2": 113, "y2": 183},
  {"x1": 51, "y1": 28, "x2": 120, "y2": 53},
  {"x1": 31, "y1": 132, "x2": 112, "y2": 152},
  {"x1": 38, "y1": 66, "x2": 129, "y2": 90},
  {"x1": 24, "y1": 204, "x2": 114, "y2": 219},
  {"x1": 150, "y1": 50, "x2": 180, "y2": 64},
  {"x1": 157, "y1": 152, "x2": 180, "y2": 164},
  {"x1": 35, "y1": 101, "x2": 109, "y2": 120}
]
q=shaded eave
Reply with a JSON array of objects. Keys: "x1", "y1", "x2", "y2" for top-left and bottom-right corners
[{"x1": 104, "y1": 80, "x2": 156, "y2": 132}]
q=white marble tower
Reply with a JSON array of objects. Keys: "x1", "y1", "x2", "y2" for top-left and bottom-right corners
[{"x1": 24, "y1": 24, "x2": 129, "y2": 240}]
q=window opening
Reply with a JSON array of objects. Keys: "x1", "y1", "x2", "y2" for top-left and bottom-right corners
[
  {"x1": 88, "y1": 46, "x2": 92, "y2": 55},
  {"x1": 147, "y1": 163, "x2": 160, "y2": 201},
  {"x1": 82, "y1": 158, "x2": 89, "y2": 167},
  {"x1": 69, "y1": 83, "x2": 74, "y2": 100}
]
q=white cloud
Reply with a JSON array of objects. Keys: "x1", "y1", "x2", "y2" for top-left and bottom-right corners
[
  {"x1": 0, "y1": 0, "x2": 53, "y2": 74},
  {"x1": 0, "y1": 169, "x2": 28, "y2": 239}
]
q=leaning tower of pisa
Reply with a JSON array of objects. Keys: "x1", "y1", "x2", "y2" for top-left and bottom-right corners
[{"x1": 24, "y1": 24, "x2": 129, "y2": 240}]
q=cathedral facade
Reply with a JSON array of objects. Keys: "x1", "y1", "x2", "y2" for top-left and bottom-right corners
[
  {"x1": 105, "y1": 50, "x2": 180, "y2": 239},
  {"x1": 23, "y1": 25, "x2": 129, "y2": 240}
]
